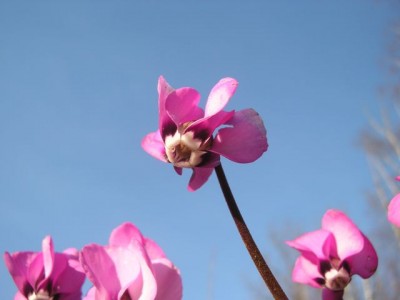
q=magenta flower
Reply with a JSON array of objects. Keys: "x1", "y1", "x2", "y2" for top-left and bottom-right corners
[
  {"x1": 80, "y1": 222, "x2": 182, "y2": 300},
  {"x1": 142, "y1": 76, "x2": 268, "y2": 191},
  {"x1": 286, "y1": 209, "x2": 378, "y2": 300},
  {"x1": 388, "y1": 176, "x2": 400, "y2": 227},
  {"x1": 4, "y1": 236, "x2": 85, "y2": 300}
]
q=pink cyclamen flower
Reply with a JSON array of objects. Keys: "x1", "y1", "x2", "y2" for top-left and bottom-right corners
[
  {"x1": 388, "y1": 176, "x2": 400, "y2": 227},
  {"x1": 286, "y1": 209, "x2": 378, "y2": 300},
  {"x1": 142, "y1": 76, "x2": 268, "y2": 191},
  {"x1": 4, "y1": 236, "x2": 85, "y2": 300},
  {"x1": 80, "y1": 222, "x2": 182, "y2": 300}
]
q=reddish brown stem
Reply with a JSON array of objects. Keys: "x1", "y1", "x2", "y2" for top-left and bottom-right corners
[{"x1": 214, "y1": 164, "x2": 288, "y2": 300}]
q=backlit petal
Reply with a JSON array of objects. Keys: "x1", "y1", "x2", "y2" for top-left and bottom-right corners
[
  {"x1": 211, "y1": 109, "x2": 268, "y2": 163},
  {"x1": 291, "y1": 256, "x2": 322, "y2": 288},
  {"x1": 322, "y1": 210, "x2": 365, "y2": 260},
  {"x1": 152, "y1": 258, "x2": 183, "y2": 300},
  {"x1": 188, "y1": 167, "x2": 214, "y2": 191},
  {"x1": 80, "y1": 244, "x2": 120, "y2": 300},
  {"x1": 388, "y1": 193, "x2": 400, "y2": 227},
  {"x1": 109, "y1": 222, "x2": 144, "y2": 248},
  {"x1": 4, "y1": 251, "x2": 36, "y2": 294},
  {"x1": 165, "y1": 87, "x2": 203, "y2": 125},
  {"x1": 187, "y1": 110, "x2": 234, "y2": 140},
  {"x1": 142, "y1": 131, "x2": 168, "y2": 163},
  {"x1": 205, "y1": 78, "x2": 238, "y2": 117}
]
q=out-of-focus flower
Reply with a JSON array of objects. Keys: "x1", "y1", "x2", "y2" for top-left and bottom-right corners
[
  {"x1": 388, "y1": 176, "x2": 400, "y2": 227},
  {"x1": 142, "y1": 76, "x2": 268, "y2": 191},
  {"x1": 4, "y1": 236, "x2": 85, "y2": 300},
  {"x1": 286, "y1": 209, "x2": 378, "y2": 300},
  {"x1": 80, "y1": 222, "x2": 182, "y2": 300}
]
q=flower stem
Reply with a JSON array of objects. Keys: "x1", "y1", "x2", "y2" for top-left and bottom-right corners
[{"x1": 214, "y1": 164, "x2": 288, "y2": 300}]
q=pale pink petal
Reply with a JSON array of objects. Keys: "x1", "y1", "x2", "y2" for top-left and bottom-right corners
[
  {"x1": 395, "y1": 176, "x2": 400, "y2": 181},
  {"x1": 80, "y1": 244, "x2": 120, "y2": 300},
  {"x1": 83, "y1": 287, "x2": 96, "y2": 300},
  {"x1": 286, "y1": 229, "x2": 335, "y2": 263},
  {"x1": 388, "y1": 193, "x2": 400, "y2": 227},
  {"x1": 152, "y1": 258, "x2": 183, "y2": 300},
  {"x1": 142, "y1": 131, "x2": 168, "y2": 163},
  {"x1": 291, "y1": 256, "x2": 322, "y2": 288},
  {"x1": 165, "y1": 87, "x2": 204, "y2": 125},
  {"x1": 205, "y1": 78, "x2": 238, "y2": 117},
  {"x1": 322, "y1": 210, "x2": 365, "y2": 260},
  {"x1": 4, "y1": 251, "x2": 36, "y2": 293},
  {"x1": 211, "y1": 109, "x2": 268, "y2": 163},
  {"x1": 345, "y1": 232, "x2": 378, "y2": 278},
  {"x1": 188, "y1": 167, "x2": 214, "y2": 192},
  {"x1": 109, "y1": 222, "x2": 144, "y2": 248},
  {"x1": 42, "y1": 236, "x2": 55, "y2": 280},
  {"x1": 322, "y1": 289, "x2": 344, "y2": 300},
  {"x1": 144, "y1": 238, "x2": 166, "y2": 260},
  {"x1": 14, "y1": 291, "x2": 27, "y2": 300}
]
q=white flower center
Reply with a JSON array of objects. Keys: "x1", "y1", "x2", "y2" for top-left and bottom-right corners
[
  {"x1": 165, "y1": 128, "x2": 211, "y2": 168},
  {"x1": 324, "y1": 266, "x2": 351, "y2": 291},
  {"x1": 28, "y1": 290, "x2": 53, "y2": 300}
]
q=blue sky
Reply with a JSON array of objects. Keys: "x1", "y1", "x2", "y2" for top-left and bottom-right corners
[{"x1": 0, "y1": 1, "x2": 398, "y2": 299}]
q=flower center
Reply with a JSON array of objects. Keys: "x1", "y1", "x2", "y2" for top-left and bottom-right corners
[
  {"x1": 28, "y1": 290, "x2": 54, "y2": 300},
  {"x1": 164, "y1": 126, "x2": 211, "y2": 168},
  {"x1": 323, "y1": 260, "x2": 351, "y2": 291}
]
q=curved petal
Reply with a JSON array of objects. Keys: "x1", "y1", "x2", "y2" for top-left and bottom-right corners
[
  {"x1": 322, "y1": 210, "x2": 365, "y2": 260},
  {"x1": 152, "y1": 258, "x2": 183, "y2": 300},
  {"x1": 4, "y1": 251, "x2": 36, "y2": 294},
  {"x1": 158, "y1": 76, "x2": 177, "y2": 140},
  {"x1": 144, "y1": 238, "x2": 166, "y2": 260},
  {"x1": 42, "y1": 236, "x2": 55, "y2": 279},
  {"x1": 211, "y1": 109, "x2": 268, "y2": 163},
  {"x1": 388, "y1": 193, "x2": 400, "y2": 227},
  {"x1": 322, "y1": 289, "x2": 344, "y2": 300},
  {"x1": 80, "y1": 244, "x2": 120, "y2": 300},
  {"x1": 83, "y1": 287, "x2": 96, "y2": 300},
  {"x1": 188, "y1": 167, "x2": 214, "y2": 191},
  {"x1": 345, "y1": 232, "x2": 378, "y2": 278},
  {"x1": 53, "y1": 253, "x2": 85, "y2": 294},
  {"x1": 291, "y1": 256, "x2": 322, "y2": 288},
  {"x1": 165, "y1": 87, "x2": 203, "y2": 125},
  {"x1": 186, "y1": 110, "x2": 234, "y2": 141},
  {"x1": 205, "y1": 78, "x2": 238, "y2": 117},
  {"x1": 14, "y1": 291, "x2": 27, "y2": 300},
  {"x1": 142, "y1": 131, "x2": 168, "y2": 163},
  {"x1": 286, "y1": 229, "x2": 335, "y2": 263},
  {"x1": 109, "y1": 222, "x2": 144, "y2": 248}
]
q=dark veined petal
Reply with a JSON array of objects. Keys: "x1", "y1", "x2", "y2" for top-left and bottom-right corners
[{"x1": 211, "y1": 109, "x2": 268, "y2": 163}]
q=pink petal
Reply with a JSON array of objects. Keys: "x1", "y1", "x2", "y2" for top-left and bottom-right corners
[
  {"x1": 321, "y1": 210, "x2": 365, "y2": 260},
  {"x1": 42, "y1": 236, "x2": 55, "y2": 280},
  {"x1": 291, "y1": 256, "x2": 322, "y2": 289},
  {"x1": 286, "y1": 230, "x2": 335, "y2": 264},
  {"x1": 158, "y1": 76, "x2": 174, "y2": 130},
  {"x1": 142, "y1": 131, "x2": 168, "y2": 163},
  {"x1": 211, "y1": 109, "x2": 268, "y2": 163},
  {"x1": 345, "y1": 232, "x2": 378, "y2": 278},
  {"x1": 53, "y1": 252, "x2": 85, "y2": 294},
  {"x1": 152, "y1": 258, "x2": 183, "y2": 300},
  {"x1": 174, "y1": 166, "x2": 182, "y2": 175},
  {"x1": 80, "y1": 244, "x2": 120, "y2": 300},
  {"x1": 388, "y1": 193, "x2": 400, "y2": 227},
  {"x1": 83, "y1": 287, "x2": 96, "y2": 300},
  {"x1": 109, "y1": 222, "x2": 144, "y2": 248},
  {"x1": 322, "y1": 289, "x2": 344, "y2": 300},
  {"x1": 188, "y1": 167, "x2": 214, "y2": 191},
  {"x1": 165, "y1": 87, "x2": 204, "y2": 125},
  {"x1": 14, "y1": 292, "x2": 27, "y2": 300},
  {"x1": 205, "y1": 78, "x2": 238, "y2": 117},
  {"x1": 4, "y1": 251, "x2": 37, "y2": 293},
  {"x1": 144, "y1": 238, "x2": 166, "y2": 260},
  {"x1": 395, "y1": 176, "x2": 400, "y2": 181},
  {"x1": 186, "y1": 110, "x2": 234, "y2": 140}
]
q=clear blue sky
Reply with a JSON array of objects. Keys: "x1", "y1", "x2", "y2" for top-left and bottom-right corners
[{"x1": 0, "y1": 1, "x2": 398, "y2": 299}]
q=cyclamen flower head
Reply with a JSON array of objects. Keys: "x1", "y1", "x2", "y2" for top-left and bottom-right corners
[
  {"x1": 80, "y1": 222, "x2": 182, "y2": 300},
  {"x1": 4, "y1": 236, "x2": 85, "y2": 300},
  {"x1": 142, "y1": 76, "x2": 268, "y2": 191},
  {"x1": 388, "y1": 176, "x2": 400, "y2": 227},
  {"x1": 286, "y1": 209, "x2": 378, "y2": 300}
]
